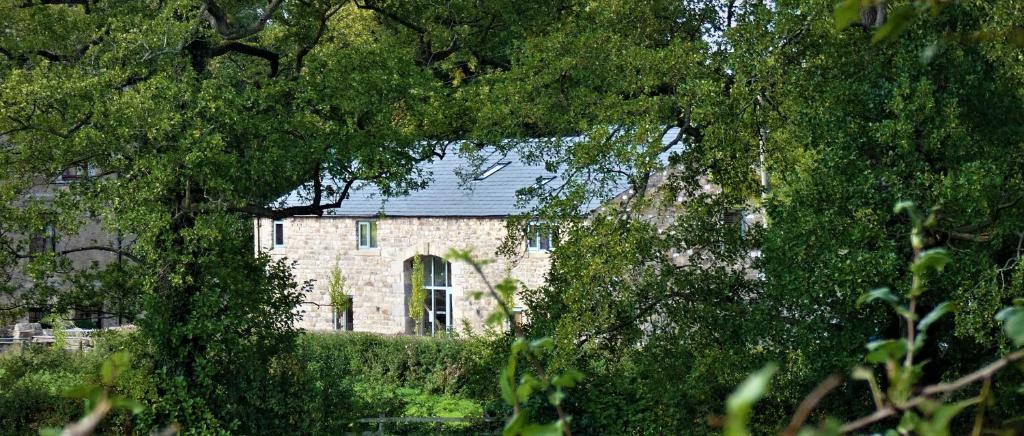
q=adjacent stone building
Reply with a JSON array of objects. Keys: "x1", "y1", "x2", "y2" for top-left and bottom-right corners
[{"x1": 2, "y1": 167, "x2": 129, "y2": 331}]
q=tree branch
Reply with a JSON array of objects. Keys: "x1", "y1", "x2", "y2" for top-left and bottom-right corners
[
  {"x1": 837, "y1": 350, "x2": 1024, "y2": 433},
  {"x1": 209, "y1": 42, "x2": 280, "y2": 77},
  {"x1": 20, "y1": 0, "x2": 89, "y2": 13},
  {"x1": 58, "y1": 245, "x2": 141, "y2": 263},
  {"x1": 354, "y1": 0, "x2": 426, "y2": 34},
  {"x1": 780, "y1": 375, "x2": 842, "y2": 436},
  {"x1": 234, "y1": 178, "x2": 355, "y2": 219},
  {"x1": 294, "y1": 5, "x2": 341, "y2": 75},
  {"x1": 200, "y1": 0, "x2": 285, "y2": 41}
]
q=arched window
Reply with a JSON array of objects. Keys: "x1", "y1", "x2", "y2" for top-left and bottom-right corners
[{"x1": 405, "y1": 255, "x2": 453, "y2": 335}]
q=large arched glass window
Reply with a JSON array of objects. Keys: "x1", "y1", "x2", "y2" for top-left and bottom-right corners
[{"x1": 406, "y1": 255, "x2": 452, "y2": 335}]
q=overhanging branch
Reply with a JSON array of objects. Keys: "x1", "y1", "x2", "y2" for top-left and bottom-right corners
[
  {"x1": 210, "y1": 42, "x2": 280, "y2": 77},
  {"x1": 200, "y1": 0, "x2": 285, "y2": 41},
  {"x1": 235, "y1": 178, "x2": 356, "y2": 219}
]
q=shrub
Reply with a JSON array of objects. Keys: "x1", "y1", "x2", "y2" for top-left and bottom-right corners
[{"x1": 0, "y1": 330, "x2": 505, "y2": 435}]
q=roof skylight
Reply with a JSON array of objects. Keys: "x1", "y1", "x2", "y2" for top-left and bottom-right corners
[{"x1": 475, "y1": 161, "x2": 510, "y2": 180}]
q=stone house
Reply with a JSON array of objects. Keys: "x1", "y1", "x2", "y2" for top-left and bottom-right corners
[
  {"x1": 254, "y1": 149, "x2": 564, "y2": 334},
  {"x1": 255, "y1": 130, "x2": 709, "y2": 335}
]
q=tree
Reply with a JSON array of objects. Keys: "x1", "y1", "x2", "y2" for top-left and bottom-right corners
[
  {"x1": 0, "y1": 0, "x2": 567, "y2": 431},
  {"x1": 478, "y1": 0, "x2": 1024, "y2": 432}
]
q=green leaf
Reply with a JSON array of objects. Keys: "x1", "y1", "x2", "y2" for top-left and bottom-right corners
[
  {"x1": 552, "y1": 369, "x2": 584, "y2": 388},
  {"x1": 910, "y1": 248, "x2": 951, "y2": 276},
  {"x1": 110, "y1": 397, "x2": 145, "y2": 414},
  {"x1": 499, "y1": 369, "x2": 517, "y2": 405},
  {"x1": 548, "y1": 389, "x2": 566, "y2": 406},
  {"x1": 530, "y1": 337, "x2": 554, "y2": 351},
  {"x1": 872, "y1": 4, "x2": 919, "y2": 43},
  {"x1": 894, "y1": 201, "x2": 919, "y2": 219},
  {"x1": 898, "y1": 410, "x2": 920, "y2": 433},
  {"x1": 919, "y1": 398, "x2": 979, "y2": 436},
  {"x1": 503, "y1": 410, "x2": 526, "y2": 436},
  {"x1": 918, "y1": 302, "x2": 954, "y2": 332},
  {"x1": 101, "y1": 359, "x2": 115, "y2": 385},
  {"x1": 866, "y1": 339, "x2": 907, "y2": 364},
  {"x1": 857, "y1": 287, "x2": 899, "y2": 308},
  {"x1": 64, "y1": 384, "x2": 102, "y2": 400},
  {"x1": 520, "y1": 421, "x2": 563, "y2": 436},
  {"x1": 833, "y1": 0, "x2": 862, "y2": 31},
  {"x1": 996, "y1": 307, "x2": 1024, "y2": 347},
  {"x1": 725, "y1": 363, "x2": 777, "y2": 436},
  {"x1": 851, "y1": 366, "x2": 874, "y2": 381},
  {"x1": 516, "y1": 380, "x2": 535, "y2": 403}
]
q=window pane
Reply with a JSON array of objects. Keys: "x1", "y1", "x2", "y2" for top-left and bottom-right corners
[
  {"x1": 423, "y1": 257, "x2": 433, "y2": 287},
  {"x1": 432, "y1": 258, "x2": 447, "y2": 287},
  {"x1": 446, "y1": 261, "x2": 451, "y2": 286},
  {"x1": 423, "y1": 290, "x2": 433, "y2": 334},
  {"x1": 345, "y1": 303, "x2": 354, "y2": 331},
  {"x1": 448, "y1": 292, "x2": 453, "y2": 331},
  {"x1": 434, "y1": 290, "x2": 447, "y2": 332},
  {"x1": 274, "y1": 222, "x2": 284, "y2": 245},
  {"x1": 369, "y1": 222, "x2": 377, "y2": 248},
  {"x1": 358, "y1": 222, "x2": 368, "y2": 247}
]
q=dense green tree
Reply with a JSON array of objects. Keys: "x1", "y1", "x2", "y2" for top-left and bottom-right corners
[
  {"x1": 3, "y1": 0, "x2": 1023, "y2": 433},
  {"x1": 482, "y1": 0, "x2": 1024, "y2": 433},
  {"x1": 0, "y1": 0, "x2": 566, "y2": 431}
]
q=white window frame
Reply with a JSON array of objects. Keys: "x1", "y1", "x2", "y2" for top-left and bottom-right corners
[
  {"x1": 527, "y1": 221, "x2": 555, "y2": 252},
  {"x1": 272, "y1": 220, "x2": 285, "y2": 248},
  {"x1": 420, "y1": 256, "x2": 453, "y2": 336},
  {"x1": 357, "y1": 220, "x2": 377, "y2": 249}
]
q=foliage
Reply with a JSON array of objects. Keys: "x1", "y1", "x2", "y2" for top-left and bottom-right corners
[
  {"x1": 448, "y1": 249, "x2": 582, "y2": 436},
  {"x1": 0, "y1": 0, "x2": 563, "y2": 430},
  {"x1": 0, "y1": 331, "x2": 152, "y2": 435},
  {"x1": 39, "y1": 351, "x2": 145, "y2": 436},
  {"x1": 410, "y1": 253, "x2": 426, "y2": 335},
  {"x1": 2, "y1": 0, "x2": 1024, "y2": 433},
  {"x1": 1, "y1": 330, "x2": 505, "y2": 435},
  {"x1": 327, "y1": 260, "x2": 350, "y2": 314},
  {"x1": 725, "y1": 202, "x2": 1024, "y2": 435}
]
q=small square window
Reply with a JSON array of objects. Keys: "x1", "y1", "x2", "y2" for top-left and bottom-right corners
[
  {"x1": 357, "y1": 221, "x2": 377, "y2": 249},
  {"x1": 527, "y1": 221, "x2": 556, "y2": 252},
  {"x1": 273, "y1": 220, "x2": 285, "y2": 247}
]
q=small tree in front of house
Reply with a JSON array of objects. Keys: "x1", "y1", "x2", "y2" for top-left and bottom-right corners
[
  {"x1": 409, "y1": 254, "x2": 426, "y2": 335},
  {"x1": 328, "y1": 261, "x2": 350, "y2": 330}
]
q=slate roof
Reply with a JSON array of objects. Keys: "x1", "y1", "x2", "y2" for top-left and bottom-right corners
[{"x1": 278, "y1": 128, "x2": 684, "y2": 218}]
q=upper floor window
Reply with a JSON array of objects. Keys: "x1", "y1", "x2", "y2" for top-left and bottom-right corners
[
  {"x1": 527, "y1": 221, "x2": 556, "y2": 252},
  {"x1": 272, "y1": 220, "x2": 285, "y2": 247},
  {"x1": 357, "y1": 220, "x2": 377, "y2": 249}
]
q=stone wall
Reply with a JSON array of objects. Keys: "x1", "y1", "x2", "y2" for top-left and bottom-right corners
[{"x1": 254, "y1": 216, "x2": 551, "y2": 334}]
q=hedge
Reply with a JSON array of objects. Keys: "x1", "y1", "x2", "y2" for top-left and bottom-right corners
[{"x1": 0, "y1": 330, "x2": 507, "y2": 435}]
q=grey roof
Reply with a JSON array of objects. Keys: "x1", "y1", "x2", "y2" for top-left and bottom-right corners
[{"x1": 279, "y1": 128, "x2": 684, "y2": 218}]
